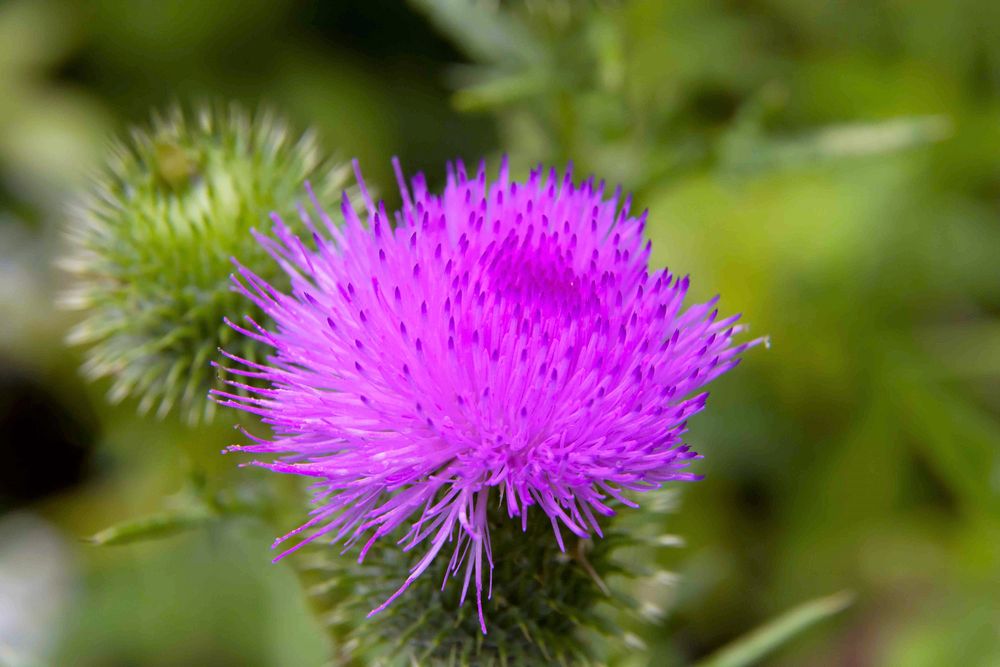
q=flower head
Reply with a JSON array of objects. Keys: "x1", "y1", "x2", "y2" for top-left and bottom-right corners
[
  {"x1": 216, "y1": 158, "x2": 761, "y2": 632},
  {"x1": 61, "y1": 105, "x2": 351, "y2": 424}
]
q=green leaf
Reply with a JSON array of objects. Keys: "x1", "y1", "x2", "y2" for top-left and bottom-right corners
[
  {"x1": 920, "y1": 319, "x2": 1000, "y2": 379},
  {"x1": 85, "y1": 508, "x2": 213, "y2": 546},
  {"x1": 452, "y1": 70, "x2": 550, "y2": 112},
  {"x1": 721, "y1": 115, "x2": 952, "y2": 172},
  {"x1": 409, "y1": 0, "x2": 544, "y2": 66},
  {"x1": 694, "y1": 591, "x2": 854, "y2": 667},
  {"x1": 893, "y1": 364, "x2": 1000, "y2": 515},
  {"x1": 0, "y1": 0, "x2": 79, "y2": 72}
]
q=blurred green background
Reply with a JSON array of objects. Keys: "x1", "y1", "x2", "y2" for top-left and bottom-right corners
[{"x1": 1, "y1": 0, "x2": 998, "y2": 665}]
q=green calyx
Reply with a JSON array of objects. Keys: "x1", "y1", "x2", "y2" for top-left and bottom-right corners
[
  {"x1": 61, "y1": 104, "x2": 352, "y2": 424},
  {"x1": 298, "y1": 495, "x2": 678, "y2": 666}
]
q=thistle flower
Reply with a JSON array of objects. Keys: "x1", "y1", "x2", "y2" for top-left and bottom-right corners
[
  {"x1": 60, "y1": 105, "x2": 351, "y2": 424},
  {"x1": 216, "y1": 158, "x2": 761, "y2": 635}
]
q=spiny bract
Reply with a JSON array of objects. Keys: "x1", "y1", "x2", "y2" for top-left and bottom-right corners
[
  {"x1": 300, "y1": 491, "x2": 683, "y2": 666},
  {"x1": 215, "y1": 158, "x2": 762, "y2": 633},
  {"x1": 61, "y1": 104, "x2": 351, "y2": 424}
]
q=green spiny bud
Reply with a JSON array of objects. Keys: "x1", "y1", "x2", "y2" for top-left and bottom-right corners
[
  {"x1": 60, "y1": 104, "x2": 352, "y2": 424},
  {"x1": 297, "y1": 494, "x2": 680, "y2": 666}
]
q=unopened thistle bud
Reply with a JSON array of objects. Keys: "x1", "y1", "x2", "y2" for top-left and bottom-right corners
[{"x1": 60, "y1": 105, "x2": 352, "y2": 424}]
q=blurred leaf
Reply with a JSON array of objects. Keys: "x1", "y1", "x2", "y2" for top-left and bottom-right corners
[
  {"x1": 920, "y1": 320, "x2": 1000, "y2": 379},
  {"x1": 694, "y1": 591, "x2": 854, "y2": 667},
  {"x1": 721, "y1": 115, "x2": 952, "y2": 172},
  {"x1": 409, "y1": 0, "x2": 544, "y2": 66},
  {"x1": 893, "y1": 360, "x2": 1000, "y2": 515},
  {"x1": 85, "y1": 508, "x2": 212, "y2": 546},
  {"x1": 588, "y1": 15, "x2": 625, "y2": 92},
  {"x1": 452, "y1": 69, "x2": 550, "y2": 111},
  {"x1": 0, "y1": 0, "x2": 79, "y2": 72}
]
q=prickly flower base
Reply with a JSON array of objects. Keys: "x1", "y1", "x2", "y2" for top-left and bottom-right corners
[
  {"x1": 60, "y1": 105, "x2": 352, "y2": 424},
  {"x1": 299, "y1": 497, "x2": 675, "y2": 666}
]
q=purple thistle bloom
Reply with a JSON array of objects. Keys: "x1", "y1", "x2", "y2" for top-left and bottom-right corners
[{"x1": 214, "y1": 158, "x2": 762, "y2": 633}]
